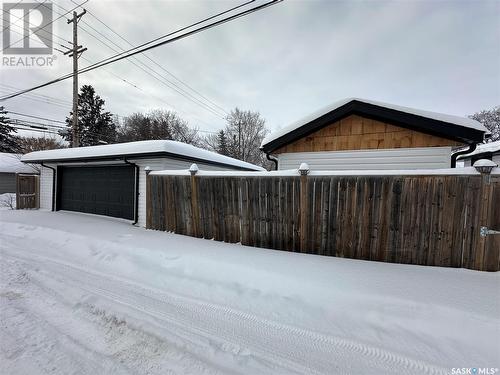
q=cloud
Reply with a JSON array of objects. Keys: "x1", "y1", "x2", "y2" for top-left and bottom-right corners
[{"x1": 2, "y1": 0, "x2": 499, "y2": 136}]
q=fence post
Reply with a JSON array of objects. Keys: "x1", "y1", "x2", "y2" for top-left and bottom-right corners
[
  {"x1": 189, "y1": 164, "x2": 200, "y2": 238},
  {"x1": 299, "y1": 163, "x2": 309, "y2": 252},
  {"x1": 15, "y1": 173, "x2": 19, "y2": 209},
  {"x1": 474, "y1": 160, "x2": 496, "y2": 271},
  {"x1": 145, "y1": 167, "x2": 151, "y2": 228},
  {"x1": 35, "y1": 175, "x2": 40, "y2": 209}
]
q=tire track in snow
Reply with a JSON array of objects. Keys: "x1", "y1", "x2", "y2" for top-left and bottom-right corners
[
  {"x1": 1, "y1": 257, "x2": 229, "y2": 375},
  {"x1": 2, "y1": 248, "x2": 449, "y2": 375}
]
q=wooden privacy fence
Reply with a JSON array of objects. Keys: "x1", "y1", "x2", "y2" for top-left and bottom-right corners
[
  {"x1": 146, "y1": 170, "x2": 500, "y2": 271},
  {"x1": 16, "y1": 174, "x2": 39, "y2": 209}
]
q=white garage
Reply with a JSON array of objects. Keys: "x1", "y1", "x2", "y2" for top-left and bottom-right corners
[{"x1": 21, "y1": 140, "x2": 263, "y2": 226}]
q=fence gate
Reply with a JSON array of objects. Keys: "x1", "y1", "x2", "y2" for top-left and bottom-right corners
[{"x1": 16, "y1": 174, "x2": 39, "y2": 209}]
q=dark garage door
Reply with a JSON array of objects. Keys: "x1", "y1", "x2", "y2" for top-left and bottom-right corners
[{"x1": 58, "y1": 165, "x2": 135, "y2": 220}]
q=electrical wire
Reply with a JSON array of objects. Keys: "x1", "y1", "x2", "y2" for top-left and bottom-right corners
[
  {"x1": 6, "y1": 110, "x2": 66, "y2": 124},
  {"x1": 0, "y1": 84, "x2": 72, "y2": 105},
  {"x1": 76, "y1": 1, "x2": 229, "y2": 115},
  {"x1": 47, "y1": 2, "x2": 228, "y2": 118},
  {"x1": 0, "y1": 0, "x2": 282, "y2": 101}
]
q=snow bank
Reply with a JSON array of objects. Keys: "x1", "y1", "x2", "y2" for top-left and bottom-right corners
[
  {"x1": 21, "y1": 140, "x2": 264, "y2": 171},
  {"x1": 262, "y1": 97, "x2": 488, "y2": 147},
  {"x1": 1, "y1": 210, "x2": 498, "y2": 375},
  {"x1": 0, "y1": 153, "x2": 38, "y2": 174}
]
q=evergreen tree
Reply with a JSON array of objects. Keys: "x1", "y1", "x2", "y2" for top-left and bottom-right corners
[
  {"x1": 0, "y1": 106, "x2": 19, "y2": 153},
  {"x1": 216, "y1": 130, "x2": 229, "y2": 155},
  {"x1": 65, "y1": 85, "x2": 116, "y2": 147}
]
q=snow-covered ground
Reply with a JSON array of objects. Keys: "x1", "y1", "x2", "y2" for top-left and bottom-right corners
[{"x1": 1, "y1": 210, "x2": 499, "y2": 375}]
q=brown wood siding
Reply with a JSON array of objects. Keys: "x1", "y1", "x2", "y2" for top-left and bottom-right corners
[{"x1": 273, "y1": 115, "x2": 464, "y2": 154}]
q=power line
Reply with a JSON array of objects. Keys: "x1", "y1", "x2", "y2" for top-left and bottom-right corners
[
  {"x1": 0, "y1": 92, "x2": 71, "y2": 109},
  {"x1": 30, "y1": 0, "x2": 232, "y2": 118},
  {"x1": 2, "y1": 21, "x2": 141, "y2": 95},
  {"x1": 0, "y1": 84, "x2": 72, "y2": 105},
  {"x1": 0, "y1": 88, "x2": 71, "y2": 109},
  {"x1": 3, "y1": 1, "x2": 249, "y2": 119},
  {"x1": 50, "y1": 3, "x2": 228, "y2": 118},
  {"x1": 6, "y1": 110, "x2": 66, "y2": 124},
  {"x1": 78, "y1": 1, "x2": 229, "y2": 116},
  {"x1": 0, "y1": 0, "x2": 282, "y2": 101}
]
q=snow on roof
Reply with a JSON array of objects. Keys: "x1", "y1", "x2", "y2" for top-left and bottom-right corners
[
  {"x1": 21, "y1": 140, "x2": 265, "y2": 171},
  {"x1": 458, "y1": 140, "x2": 500, "y2": 159},
  {"x1": 0, "y1": 153, "x2": 39, "y2": 174},
  {"x1": 261, "y1": 98, "x2": 489, "y2": 147},
  {"x1": 151, "y1": 166, "x2": 497, "y2": 177}
]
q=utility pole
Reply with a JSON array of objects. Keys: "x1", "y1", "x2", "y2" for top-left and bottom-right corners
[{"x1": 64, "y1": 9, "x2": 87, "y2": 148}]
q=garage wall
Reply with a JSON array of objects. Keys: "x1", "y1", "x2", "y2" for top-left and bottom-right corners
[
  {"x1": 277, "y1": 147, "x2": 452, "y2": 171},
  {"x1": 132, "y1": 158, "x2": 238, "y2": 227},
  {"x1": 39, "y1": 165, "x2": 56, "y2": 210},
  {"x1": 464, "y1": 153, "x2": 500, "y2": 167},
  {"x1": 0, "y1": 173, "x2": 16, "y2": 193}
]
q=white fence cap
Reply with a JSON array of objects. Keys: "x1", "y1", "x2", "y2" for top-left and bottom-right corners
[
  {"x1": 189, "y1": 163, "x2": 199, "y2": 175},
  {"x1": 473, "y1": 159, "x2": 497, "y2": 168}
]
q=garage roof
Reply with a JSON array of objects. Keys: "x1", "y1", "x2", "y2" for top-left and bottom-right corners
[
  {"x1": 261, "y1": 98, "x2": 489, "y2": 153},
  {"x1": 21, "y1": 140, "x2": 265, "y2": 171}
]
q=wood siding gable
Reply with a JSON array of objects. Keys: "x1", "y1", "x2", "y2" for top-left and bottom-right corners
[{"x1": 273, "y1": 114, "x2": 463, "y2": 154}]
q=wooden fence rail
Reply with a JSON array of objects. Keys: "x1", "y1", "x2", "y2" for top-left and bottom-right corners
[
  {"x1": 16, "y1": 174, "x2": 39, "y2": 210},
  {"x1": 146, "y1": 172, "x2": 500, "y2": 271}
]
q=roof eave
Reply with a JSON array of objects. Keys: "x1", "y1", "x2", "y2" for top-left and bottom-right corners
[{"x1": 22, "y1": 150, "x2": 261, "y2": 172}]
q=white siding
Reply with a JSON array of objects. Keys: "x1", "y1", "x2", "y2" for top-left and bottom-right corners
[
  {"x1": 39, "y1": 164, "x2": 56, "y2": 210},
  {"x1": 131, "y1": 158, "x2": 242, "y2": 227},
  {"x1": 277, "y1": 147, "x2": 452, "y2": 171},
  {"x1": 463, "y1": 154, "x2": 500, "y2": 167}
]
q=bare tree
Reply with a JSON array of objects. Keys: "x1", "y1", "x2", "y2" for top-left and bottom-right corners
[
  {"x1": 470, "y1": 105, "x2": 500, "y2": 142},
  {"x1": 16, "y1": 136, "x2": 66, "y2": 153},
  {"x1": 117, "y1": 110, "x2": 200, "y2": 146},
  {"x1": 0, "y1": 193, "x2": 16, "y2": 210},
  {"x1": 205, "y1": 108, "x2": 269, "y2": 166}
]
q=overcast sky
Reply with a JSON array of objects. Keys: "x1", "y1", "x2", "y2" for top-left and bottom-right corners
[{"x1": 1, "y1": 0, "x2": 499, "y2": 139}]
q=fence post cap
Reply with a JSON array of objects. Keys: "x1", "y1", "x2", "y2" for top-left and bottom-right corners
[
  {"x1": 298, "y1": 162, "x2": 310, "y2": 175},
  {"x1": 145, "y1": 166, "x2": 151, "y2": 174},
  {"x1": 473, "y1": 159, "x2": 497, "y2": 174},
  {"x1": 189, "y1": 163, "x2": 199, "y2": 175}
]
